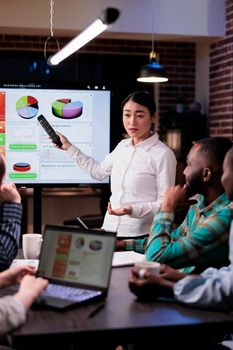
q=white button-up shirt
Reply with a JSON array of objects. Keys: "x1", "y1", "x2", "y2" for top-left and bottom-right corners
[{"x1": 67, "y1": 133, "x2": 177, "y2": 237}]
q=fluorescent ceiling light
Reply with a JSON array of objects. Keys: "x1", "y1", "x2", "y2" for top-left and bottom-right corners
[{"x1": 48, "y1": 7, "x2": 120, "y2": 66}]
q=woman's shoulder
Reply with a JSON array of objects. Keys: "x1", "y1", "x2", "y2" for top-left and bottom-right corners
[
  {"x1": 114, "y1": 138, "x2": 131, "y2": 149},
  {"x1": 152, "y1": 139, "x2": 176, "y2": 158}
]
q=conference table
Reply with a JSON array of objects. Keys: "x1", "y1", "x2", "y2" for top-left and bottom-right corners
[{"x1": 3, "y1": 267, "x2": 233, "y2": 350}]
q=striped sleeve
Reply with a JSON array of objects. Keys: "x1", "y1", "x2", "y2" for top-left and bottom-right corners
[
  {"x1": 123, "y1": 238, "x2": 148, "y2": 254},
  {"x1": 0, "y1": 203, "x2": 22, "y2": 271}
]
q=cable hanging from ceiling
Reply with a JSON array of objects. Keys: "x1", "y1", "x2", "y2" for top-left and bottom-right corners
[
  {"x1": 137, "y1": 0, "x2": 168, "y2": 83},
  {"x1": 44, "y1": 0, "x2": 60, "y2": 63},
  {"x1": 44, "y1": 0, "x2": 120, "y2": 66}
]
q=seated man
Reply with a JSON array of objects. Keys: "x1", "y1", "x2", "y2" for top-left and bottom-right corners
[
  {"x1": 117, "y1": 137, "x2": 233, "y2": 273},
  {"x1": 129, "y1": 146, "x2": 233, "y2": 349},
  {"x1": 0, "y1": 155, "x2": 23, "y2": 271}
]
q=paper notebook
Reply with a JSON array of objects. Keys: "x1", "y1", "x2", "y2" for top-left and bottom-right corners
[
  {"x1": 112, "y1": 251, "x2": 145, "y2": 267},
  {"x1": 11, "y1": 259, "x2": 39, "y2": 269}
]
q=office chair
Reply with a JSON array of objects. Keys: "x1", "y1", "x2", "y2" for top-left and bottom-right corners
[
  {"x1": 63, "y1": 186, "x2": 110, "y2": 229},
  {"x1": 63, "y1": 215, "x2": 104, "y2": 229}
]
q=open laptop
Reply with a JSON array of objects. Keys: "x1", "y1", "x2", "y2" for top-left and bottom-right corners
[{"x1": 35, "y1": 225, "x2": 116, "y2": 310}]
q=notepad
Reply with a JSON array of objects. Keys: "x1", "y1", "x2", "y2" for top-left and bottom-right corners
[
  {"x1": 11, "y1": 259, "x2": 39, "y2": 269},
  {"x1": 112, "y1": 251, "x2": 145, "y2": 267}
]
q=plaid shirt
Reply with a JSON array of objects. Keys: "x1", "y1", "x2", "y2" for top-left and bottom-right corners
[
  {"x1": 124, "y1": 192, "x2": 233, "y2": 273},
  {"x1": 0, "y1": 203, "x2": 22, "y2": 271}
]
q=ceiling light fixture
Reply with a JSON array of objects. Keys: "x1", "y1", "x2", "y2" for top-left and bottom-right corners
[
  {"x1": 46, "y1": 5, "x2": 120, "y2": 66},
  {"x1": 137, "y1": 0, "x2": 168, "y2": 83}
]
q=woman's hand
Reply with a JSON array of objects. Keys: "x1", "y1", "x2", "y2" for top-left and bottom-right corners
[
  {"x1": 108, "y1": 202, "x2": 132, "y2": 216},
  {"x1": 0, "y1": 182, "x2": 21, "y2": 204},
  {"x1": 0, "y1": 265, "x2": 36, "y2": 288},
  {"x1": 14, "y1": 275, "x2": 48, "y2": 311},
  {"x1": 55, "y1": 132, "x2": 72, "y2": 150}
]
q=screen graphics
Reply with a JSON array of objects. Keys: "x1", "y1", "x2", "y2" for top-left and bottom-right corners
[{"x1": 0, "y1": 83, "x2": 111, "y2": 185}]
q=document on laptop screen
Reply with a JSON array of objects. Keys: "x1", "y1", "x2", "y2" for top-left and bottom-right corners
[{"x1": 38, "y1": 228, "x2": 115, "y2": 288}]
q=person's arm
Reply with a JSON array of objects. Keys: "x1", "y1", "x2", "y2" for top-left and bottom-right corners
[
  {"x1": 55, "y1": 131, "x2": 114, "y2": 180},
  {"x1": 0, "y1": 183, "x2": 22, "y2": 271},
  {"x1": 145, "y1": 203, "x2": 232, "y2": 271},
  {"x1": 174, "y1": 265, "x2": 233, "y2": 311},
  {"x1": 116, "y1": 237, "x2": 147, "y2": 254},
  {"x1": 0, "y1": 295, "x2": 27, "y2": 336},
  {"x1": 14, "y1": 274, "x2": 48, "y2": 311},
  {"x1": 0, "y1": 267, "x2": 47, "y2": 336},
  {"x1": 68, "y1": 145, "x2": 113, "y2": 180}
]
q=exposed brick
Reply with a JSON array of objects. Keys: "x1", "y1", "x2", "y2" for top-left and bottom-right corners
[{"x1": 4, "y1": 15, "x2": 233, "y2": 139}]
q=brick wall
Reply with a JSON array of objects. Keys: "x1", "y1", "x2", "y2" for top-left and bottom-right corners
[
  {"x1": 3, "y1": 3, "x2": 233, "y2": 141},
  {"x1": 0, "y1": 34, "x2": 195, "y2": 117},
  {"x1": 209, "y1": 0, "x2": 233, "y2": 139}
]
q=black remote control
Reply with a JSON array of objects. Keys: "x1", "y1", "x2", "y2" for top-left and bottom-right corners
[{"x1": 37, "y1": 115, "x2": 62, "y2": 147}]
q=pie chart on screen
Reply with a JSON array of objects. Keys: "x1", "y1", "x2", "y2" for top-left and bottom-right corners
[
  {"x1": 16, "y1": 96, "x2": 39, "y2": 119},
  {"x1": 52, "y1": 99, "x2": 83, "y2": 119}
]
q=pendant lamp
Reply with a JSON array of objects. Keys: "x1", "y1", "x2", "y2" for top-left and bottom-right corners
[{"x1": 137, "y1": 0, "x2": 168, "y2": 83}]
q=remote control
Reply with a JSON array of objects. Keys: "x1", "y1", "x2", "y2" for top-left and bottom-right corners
[{"x1": 37, "y1": 115, "x2": 62, "y2": 147}]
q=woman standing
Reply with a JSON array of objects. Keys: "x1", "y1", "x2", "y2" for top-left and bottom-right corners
[{"x1": 56, "y1": 91, "x2": 177, "y2": 237}]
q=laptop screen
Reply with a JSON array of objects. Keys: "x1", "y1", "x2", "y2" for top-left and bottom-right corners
[{"x1": 37, "y1": 225, "x2": 116, "y2": 290}]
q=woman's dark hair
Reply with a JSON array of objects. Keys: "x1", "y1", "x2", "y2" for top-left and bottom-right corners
[{"x1": 121, "y1": 91, "x2": 156, "y2": 116}]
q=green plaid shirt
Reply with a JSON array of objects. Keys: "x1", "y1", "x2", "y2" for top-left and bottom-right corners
[{"x1": 124, "y1": 192, "x2": 233, "y2": 273}]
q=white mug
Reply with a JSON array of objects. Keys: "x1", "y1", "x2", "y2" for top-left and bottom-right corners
[
  {"x1": 22, "y1": 233, "x2": 43, "y2": 259},
  {"x1": 134, "y1": 260, "x2": 160, "y2": 279}
]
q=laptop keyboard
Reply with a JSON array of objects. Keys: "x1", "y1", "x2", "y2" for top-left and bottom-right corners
[{"x1": 42, "y1": 283, "x2": 101, "y2": 302}]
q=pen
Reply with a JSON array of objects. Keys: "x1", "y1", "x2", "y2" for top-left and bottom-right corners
[{"x1": 88, "y1": 303, "x2": 105, "y2": 318}]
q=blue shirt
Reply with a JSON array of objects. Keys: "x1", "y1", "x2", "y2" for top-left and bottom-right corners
[{"x1": 174, "y1": 221, "x2": 233, "y2": 311}]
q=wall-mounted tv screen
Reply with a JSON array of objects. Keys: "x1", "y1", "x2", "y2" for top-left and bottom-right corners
[{"x1": 0, "y1": 83, "x2": 111, "y2": 186}]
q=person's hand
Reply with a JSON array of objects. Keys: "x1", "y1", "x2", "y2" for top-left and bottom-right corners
[
  {"x1": 128, "y1": 266, "x2": 175, "y2": 301},
  {"x1": 159, "y1": 264, "x2": 187, "y2": 282},
  {"x1": 14, "y1": 275, "x2": 48, "y2": 311},
  {"x1": 55, "y1": 132, "x2": 72, "y2": 150},
  {"x1": 0, "y1": 182, "x2": 21, "y2": 204},
  {"x1": 0, "y1": 265, "x2": 36, "y2": 288},
  {"x1": 108, "y1": 202, "x2": 132, "y2": 216},
  {"x1": 161, "y1": 185, "x2": 188, "y2": 212},
  {"x1": 115, "y1": 239, "x2": 125, "y2": 251}
]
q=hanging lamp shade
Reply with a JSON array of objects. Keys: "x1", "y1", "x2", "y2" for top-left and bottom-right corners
[{"x1": 137, "y1": 51, "x2": 168, "y2": 83}]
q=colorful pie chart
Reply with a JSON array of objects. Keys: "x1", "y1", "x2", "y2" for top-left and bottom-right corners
[
  {"x1": 16, "y1": 96, "x2": 39, "y2": 119},
  {"x1": 52, "y1": 99, "x2": 83, "y2": 119}
]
